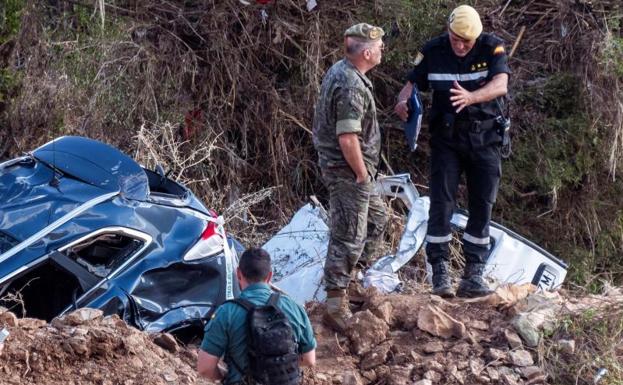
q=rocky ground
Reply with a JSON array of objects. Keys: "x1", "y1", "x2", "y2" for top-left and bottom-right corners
[
  {"x1": 303, "y1": 284, "x2": 547, "y2": 385},
  {"x1": 0, "y1": 308, "x2": 204, "y2": 385},
  {"x1": 0, "y1": 283, "x2": 621, "y2": 385}
]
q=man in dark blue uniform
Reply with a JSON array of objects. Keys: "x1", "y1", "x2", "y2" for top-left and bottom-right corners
[{"x1": 394, "y1": 5, "x2": 510, "y2": 298}]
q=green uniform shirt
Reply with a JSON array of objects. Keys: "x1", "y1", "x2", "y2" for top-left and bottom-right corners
[
  {"x1": 312, "y1": 59, "x2": 381, "y2": 175},
  {"x1": 200, "y1": 283, "x2": 317, "y2": 384}
]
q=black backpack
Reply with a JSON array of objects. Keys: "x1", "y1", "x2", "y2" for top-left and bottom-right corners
[{"x1": 229, "y1": 293, "x2": 300, "y2": 385}]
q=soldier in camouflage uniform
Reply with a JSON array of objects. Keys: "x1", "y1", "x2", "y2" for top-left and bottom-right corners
[{"x1": 312, "y1": 23, "x2": 388, "y2": 331}]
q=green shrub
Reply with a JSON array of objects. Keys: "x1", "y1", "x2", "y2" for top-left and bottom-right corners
[{"x1": 0, "y1": 0, "x2": 24, "y2": 44}]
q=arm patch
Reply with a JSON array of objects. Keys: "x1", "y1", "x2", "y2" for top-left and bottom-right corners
[{"x1": 414, "y1": 52, "x2": 424, "y2": 66}]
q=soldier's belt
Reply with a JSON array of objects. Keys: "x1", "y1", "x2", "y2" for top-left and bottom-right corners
[{"x1": 455, "y1": 118, "x2": 497, "y2": 133}]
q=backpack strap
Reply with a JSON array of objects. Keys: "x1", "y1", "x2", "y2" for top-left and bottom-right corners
[
  {"x1": 226, "y1": 291, "x2": 280, "y2": 310},
  {"x1": 267, "y1": 292, "x2": 281, "y2": 308},
  {"x1": 227, "y1": 297, "x2": 256, "y2": 312},
  {"x1": 222, "y1": 298, "x2": 256, "y2": 383}
]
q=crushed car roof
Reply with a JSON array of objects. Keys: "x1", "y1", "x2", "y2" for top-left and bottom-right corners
[{"x1": 32, "y1": 136, "x2": 149, "y2": 200}]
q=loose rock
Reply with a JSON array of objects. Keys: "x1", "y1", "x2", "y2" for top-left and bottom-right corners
[
  {"x1": 423, "y1": 370, "x2": 442, "y2": 382},
  {"x1": 509, "y1": 350, "x2": 534, "y2": 367},
  {"x1": 0, "y1": 309, "x2": 18, "y2": 327},
  {"x1": 62, "y1": 308, "x2": 104, "y2": 326},
  {"x1": 557, "y1": 339, "x2": 575, "y2": 354},
  {"x1": 503, "y1": 329, "x2": 523, "y2": 349},
  {"x1": 346, "y1": 310, "x2": 389, "y2": 355},
  {"x1": 520, "y1": 365, "x2": 546, "y2": 381},
  {"x1": 511, "y1": 315, "x2": 540, "y2": 347},
  {"x1": 360, "y1": 342, "x2": 391, "y2": 370},
  {"x1": 423, "y1": 341, "x2": 444, "y2": 354},
  {"x1": 417, "y1": 304, "x2": 466, "y2": 339},
  {"x1": 486, "y1": 348, "x2": 507, "y2": 364},
  {"x1": 341, "y1": 371, "x2": 363, "y2": 385},
  {"x1": 388, "y1": 364, "x2": 413, "y2": 385},
  {"x1": 152, "y1": 333, "x2": 178, "y2": 353}
]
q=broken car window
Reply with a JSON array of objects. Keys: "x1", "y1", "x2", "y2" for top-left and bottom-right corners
[{"x1": 63, "y1": 233, "x2": 144, "y2": 278}]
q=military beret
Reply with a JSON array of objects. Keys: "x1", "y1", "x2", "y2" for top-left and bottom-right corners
[
  {"x1": 344, "y1": 23, "x2": 385, "y2": 41},
  {"x1": 448, "y1": 5, "x2": 482, "y2": 41}
]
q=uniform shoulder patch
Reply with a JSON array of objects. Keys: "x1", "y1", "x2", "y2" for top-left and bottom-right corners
[
  {"x1": 493, "y1": 45, "x2": 505, "y2": 55},
  {"x1": 424, "y1": 35, "x2": 446, "y2": 50},
  {"x1": 414, "y1": 52, "x2": 424, "y2": 66}
]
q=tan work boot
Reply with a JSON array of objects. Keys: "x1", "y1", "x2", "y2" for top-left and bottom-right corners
[
  {"x1": 348, "y1": 280, "x2": 370, "y2": 303},
  {"x1": 323, "y1": 289, "x2": 352, "y2": 332}
]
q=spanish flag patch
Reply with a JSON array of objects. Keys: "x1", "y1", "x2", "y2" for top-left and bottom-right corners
[
  {"x1": 414, "y1": 52, "x2": 424, "y2": 66},
  {"x1": 493, "y1": 45, "x2": 505, "y2": 55}
]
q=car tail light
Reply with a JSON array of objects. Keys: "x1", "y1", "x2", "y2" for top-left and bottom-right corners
[
  {"x1": 183, "y1": 216, "x2": 226, "y2": 261},
  {"x1": 201, "y1": 221, "x2": 218, "y2": 240}
]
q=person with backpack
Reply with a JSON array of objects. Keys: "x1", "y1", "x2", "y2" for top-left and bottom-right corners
[{"x1": 197, "y1": 247, "x2": 316, "y2": 385}]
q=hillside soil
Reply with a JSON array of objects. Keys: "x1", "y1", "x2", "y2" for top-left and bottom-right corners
[{"x1": 1, "y1": 283, "x2": 620, "y2": 385}]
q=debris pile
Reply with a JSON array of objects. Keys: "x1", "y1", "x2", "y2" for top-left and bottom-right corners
[
  {"x1": 0, "y1": 308, "x2": 205, "y2": 385},
  {"x1": 302, "y1": 283, "x2": 622, "y2": 385}
]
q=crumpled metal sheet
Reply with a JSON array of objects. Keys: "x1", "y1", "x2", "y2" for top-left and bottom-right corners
[
  {"x1": 371, "y1": 175, "x2": 429, "y2": 274},
  {"x1": 265, "y1": 173, "x2": 569, "y2": 305},
  {"x1": 0, "y1": 157, "x2": 107, "y2": 244},
  {"x1": 266, "y1": 203, "x2": 329, "y2": 305}
]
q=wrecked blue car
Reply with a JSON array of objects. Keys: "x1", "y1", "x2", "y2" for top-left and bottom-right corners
[{"x1": 0, "y1": 136, "x2": 241, "y2": 337}]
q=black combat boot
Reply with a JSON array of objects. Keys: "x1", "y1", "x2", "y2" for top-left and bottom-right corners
[
  {"x1": 456, "y1": 263, "x2": 493, "y2": 298},
  {"x1": 431, "y1": 261, "x2": 454, "y2": 298}
]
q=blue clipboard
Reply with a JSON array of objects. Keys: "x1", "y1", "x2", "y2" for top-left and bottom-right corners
[{"x1": 403, "y1": 84, "x2": 423, "y2": 152}]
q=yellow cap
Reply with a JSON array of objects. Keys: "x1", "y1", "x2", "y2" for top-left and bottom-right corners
[{"x1": 448, "y1": 5, "x2": 482, "y2": 41}]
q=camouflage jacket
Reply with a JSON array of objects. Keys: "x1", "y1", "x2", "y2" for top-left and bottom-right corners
[{"x1": 312, "y1": 59, "x2": 381, "y2": 175}]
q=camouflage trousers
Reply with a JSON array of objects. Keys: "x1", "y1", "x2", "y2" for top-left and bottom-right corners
[{"x1": 322, "y1": 167, "x2": 388, "y2": 291}]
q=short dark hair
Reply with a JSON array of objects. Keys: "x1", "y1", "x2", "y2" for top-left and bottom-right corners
[{"x1": 239, "y1": 247, "x2": 272, "y2": 282}]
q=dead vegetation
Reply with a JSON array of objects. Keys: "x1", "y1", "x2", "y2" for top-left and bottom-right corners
[
  {"x1": 1, "y1": 0, "x2": 621, "y2": 284},
  {"x1": 0, "y1": 3, "x2": 622, "y2": 383},
  {"x1": 540, "y1": 287, "x2": 623, "y2": 385},
  {"x1": 481, "y1": 0, "x2": 623, "y2": 286},
  {"x1": 495, "y1": 0, "x2": 623, "y2": 177}
]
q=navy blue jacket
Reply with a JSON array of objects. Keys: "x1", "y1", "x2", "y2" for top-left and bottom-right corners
[{"x1": 407, "y1": 33, "x2": 511, "y2": 123}]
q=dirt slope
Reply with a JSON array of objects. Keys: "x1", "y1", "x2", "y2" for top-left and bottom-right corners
[
  {"x1": 1, "y1": 284, "x2": 620, "y2": 385},
  {"x1": 0, "y1": 308, "x2": 208, "y2": 385}
]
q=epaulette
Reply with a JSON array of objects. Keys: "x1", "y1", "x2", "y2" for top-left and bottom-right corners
[
  {"x1": 422, "y1": 34, "x2": 448, "y2": 52},
  {"x1": 479, "y1": 33, "x2": 505, "y2": 48}
]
